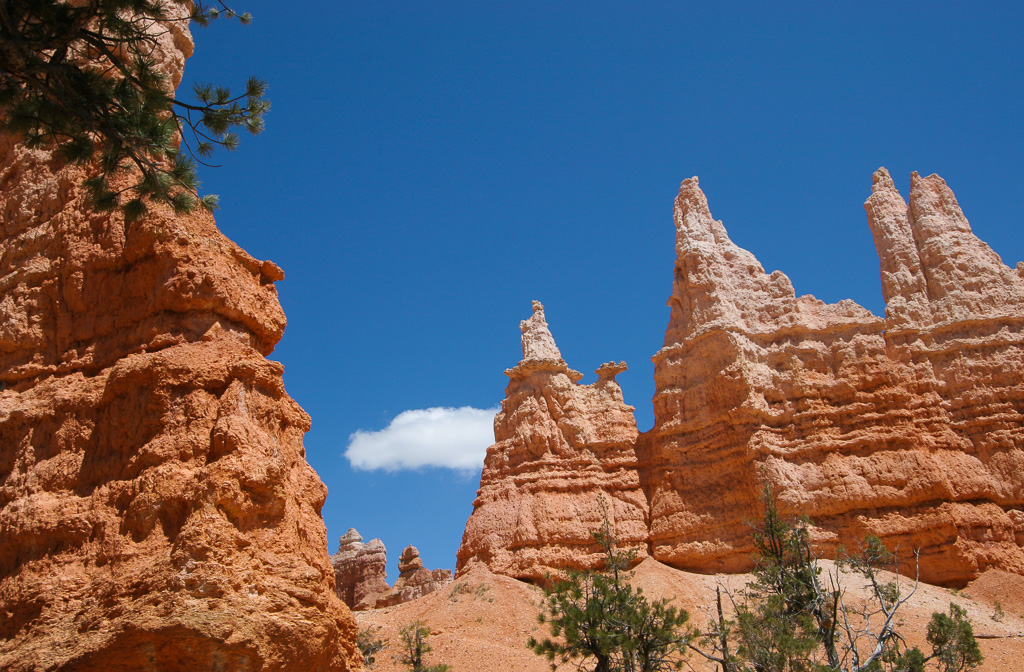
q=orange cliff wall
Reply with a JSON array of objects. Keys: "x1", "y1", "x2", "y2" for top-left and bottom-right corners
[
  {"x1": 458, "y1": 169, "x2": 1024, "y2": 587},
  {"x1": 0, "y1": 18, "x2": 360, "y2": 672}
]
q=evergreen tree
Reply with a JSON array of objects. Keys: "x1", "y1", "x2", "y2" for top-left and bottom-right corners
[
  {"x1": 357, "y1": 626, "x2": 387, "y2": 668},
  {"x1": 528, "y1": 519, "x2": 691, "y2": 672},
  {"x1": 0, "y1": 0, "x2": 267, "y2": 221},
  {"x1": 692, "y1": 481, "x2": 984, "y2": 672},
  {"x1": 398, "y1": 621, "x2": 451, "y2": 672}
]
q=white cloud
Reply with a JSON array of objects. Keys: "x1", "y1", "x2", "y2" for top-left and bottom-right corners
[{"x1": 345, "y1": 406, "x2": 498, "y2": 472}]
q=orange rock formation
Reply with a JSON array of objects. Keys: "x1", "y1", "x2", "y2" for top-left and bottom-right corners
[
  {"x1": 331, "y1": 531, "x2": 451, "y2": 610},
  {"x1": 0, "y1": 19, "x2": 359, "y2": 672},
  {"x1": 332, "y1": 528, "x2": 391, "y2": 610},
  {"x1": 457, "y1": 301, "x2": 648, "y2": 581},
  {"x1": 375, "y1": 545, "x2": 452, "y2": 608},
  {"x1": 459, "y1": 170, "x2": 1024, "y2": 587}
]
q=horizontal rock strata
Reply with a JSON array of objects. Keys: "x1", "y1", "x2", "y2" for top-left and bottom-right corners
[
  {"x1": 457, "y1": 301, "x2": 648, "y2": 581},
  {"x1": 0, "y1": 17, "x2": 358, "y2": 672},
  {"x1": 459, "y1": 170, "x2": 1024, "y2": 587},
  {"x1": 332, "y1": 533, "x2": 451, "y2": 610},
  {"x1": 332, "y1": 529, "x2": 390, "y2": 610}
]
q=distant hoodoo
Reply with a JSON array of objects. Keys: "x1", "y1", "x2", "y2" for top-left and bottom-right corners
[
  {"x1": 457, "y1": 301, "x2": 647, "y2": 582},
  {"x1": 458, "y1": 169, "x2": 1024, "y2": 586},
  {"x1": 332, "y1": 531, "x2": 452, "y2": 610}
]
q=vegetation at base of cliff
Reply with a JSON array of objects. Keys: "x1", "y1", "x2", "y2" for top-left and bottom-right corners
[
  {"x1": 692, "y1": 482, "x2": 983, "y2": 672},
  {"x1": 449, "y1": 580, "x2": 492, "y2": 602},
  {"x1": 398, "y1": 620, "x2": 452, "y2": 672},
  {"x1": 530, "y1": 484, "x2": 984, "y2": 672},
  {"x1": 0, "y1": 0, "x2": 267, "y2": 222},
  {"x1": 528, "y1": 518, "x2": 690, "y2": 672},
  {"x1": 358, "y1": 626, "x2": 387, "y2": 668}
]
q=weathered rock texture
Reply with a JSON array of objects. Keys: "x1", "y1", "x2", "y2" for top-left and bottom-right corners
[
  {"x1": 331, "y1": 529, "x2": 390, "y2": 610},
  {"x1": 332, "y1": 532, "x2": 451, "y2": 610},
  {"x1": 457, "y1": 301, "x2": 647, "y2": 581},
  {"x1": 375, "y1": 546, "x2": 453, "y2": 608},
  {"x1": 459, "y1": 170, "x2": 1024, "y2": 587},
  {"x1": 0, "y1": 18, "x2": 359, "y2": 672}
]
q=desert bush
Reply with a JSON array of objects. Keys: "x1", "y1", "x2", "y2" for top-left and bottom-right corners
[
  {"x1": 398, "y1": 620, "x2": 452, "y2": 672},
  {"x1": 357, "y1": 626, "x2": 386, "y2": 668},
  {"x1": 530, "y1": 484, "x2": 984, "y2": 672}
]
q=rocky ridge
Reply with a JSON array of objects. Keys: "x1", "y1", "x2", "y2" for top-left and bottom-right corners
[
  {"x1": 0, "y1": 17, "x2": 358, "y2": 672},
  {"x1": 458, "y1": 170, "x2": 1024, "y2": 586}
]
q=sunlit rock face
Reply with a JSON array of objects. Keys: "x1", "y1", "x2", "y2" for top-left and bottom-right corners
[
  {"x1": 456, "y1": 301, "x2": 648, "y2": 582},
  {"x1": 331, "y1": 529, "x2": 391, "y2": 611},
  {"x1": 459, "y1": 170, "x2": 1024, "y2": 587},
  {"x1": 375, "y1": 545, "x2": 453, "y2": 608},
  {"x1": 0, "y1": 17, "x2": 359, "y2": 672},
  {"x1": 649, "y1": 169, "x2": 1024, "y2": 584},
  {"x1": 332, "y1": 532, "x2": 452, "y2": 610}
]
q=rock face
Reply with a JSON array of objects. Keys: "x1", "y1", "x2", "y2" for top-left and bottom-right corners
[
  {"x1": 0, "y1": 18, "x2": 359, "y2": 672},
  {"x1": 332, "y1": 533, "x2": 451, "y2": 610},
  {"x1": 457, "y1": 301, "x2": 647, "y2": 581},
  {"x1": 375, "y1": 546, "x2": 453, "y2": 608},
  {"x1": 458, "y1": 170, "x2": 1024, "y2": 587},
  {"x1": 331, "y1": 529, "x2": 390, "y2": 610}
]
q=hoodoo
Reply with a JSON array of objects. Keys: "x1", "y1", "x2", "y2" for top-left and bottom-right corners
[
  {"x1": 331, "y1": 530, "x2": 452, "y2": 610},
  {"x1": 332, "y1": 528, "x2": 391, "y2": 611},
  {"x1": 459, "y1": 170, "x2": 1024, "y2": 586},
  {"x1": 0, "y1": 17, "x2": 359, "y2": 672},
  {"x1": 457, "y1": 301, "x2": 648, "y2": 581}
]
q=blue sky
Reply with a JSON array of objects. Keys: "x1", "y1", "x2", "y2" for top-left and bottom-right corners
[{"x1": 180, "y1": 2, "x2": 1024, "y2": 580}]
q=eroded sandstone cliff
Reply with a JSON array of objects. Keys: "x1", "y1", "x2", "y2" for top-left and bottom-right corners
[
  {"x1": 459, "y1": 170, "x2": 1024, "y2": 587},
  {"x1": 457, "y1": 301, "x2": 647, "y2": 581},
  {"x1": 0, "y1": 19, "x2": 359, "y2": 672}
]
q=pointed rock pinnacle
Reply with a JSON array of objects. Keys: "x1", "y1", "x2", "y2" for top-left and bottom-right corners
[{"x1": 520, "y1": 300, "x2": 563, "y2": 361}]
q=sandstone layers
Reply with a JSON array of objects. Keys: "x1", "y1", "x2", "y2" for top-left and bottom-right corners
[
  {"x1": 332, "y1": 529, "x2": 391, "y2": 610},
  {"x1": 459, "y1": 170, "x2": 1024, "y2": 586},
  {"x1": 375, "y1": 545, "x2": 452, "y2": 608},
  {"x1": 457, "y1": 302, "x2": 648, "y2": 581},
  {"x1": 331, "y1": 530, "x2": 451, "y2": 610},
  {"x1": 0, "y1": 19, "x2": 358, "y2": 672}
]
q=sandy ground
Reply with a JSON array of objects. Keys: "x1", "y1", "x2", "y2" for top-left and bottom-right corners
[{"x1": 355, "y1": 559, "x2": 1024, "y2": 671}]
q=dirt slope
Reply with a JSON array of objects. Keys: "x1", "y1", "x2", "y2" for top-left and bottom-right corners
[{"x1": 356, "y1": 559, "x2": 1024, "y2": 671}]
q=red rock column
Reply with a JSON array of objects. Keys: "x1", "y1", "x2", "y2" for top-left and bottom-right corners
[{"x1": 645, "y1": 172, "x2": 1024, "y2": 585}]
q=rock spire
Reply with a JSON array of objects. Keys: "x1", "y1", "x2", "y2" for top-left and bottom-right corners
[
  {"x1": 458, "y1": 171, "x2": 1024, "y2": 587},
  {"x1": 521, "y1": 300, "x2": 564, "y2": 361},
  {"x1": 331, "y1": 533, "x2": 452, "y2": 610},
  {"x1": 331, "y1": 529, "x2": 391, "y2": 610},
  {"x1": 457, "y1": 301, "x2": 646, "y2": 581}
]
